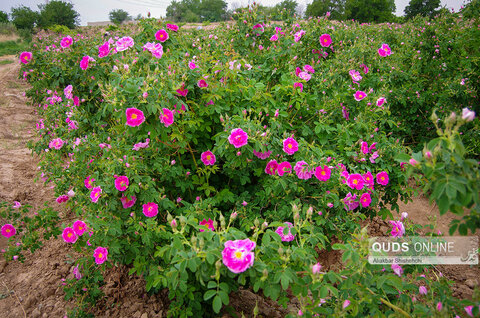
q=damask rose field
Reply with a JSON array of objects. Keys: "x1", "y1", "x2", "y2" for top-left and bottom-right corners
[{"x1": 0, "y1": 3, "x2": 479, "y2": 318}]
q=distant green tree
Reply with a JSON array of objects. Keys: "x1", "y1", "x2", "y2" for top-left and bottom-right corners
[
  {"x1": 37, "y1": 0, "x2": 80, "y2": 29},
  {"x1": 10, "y1": 6, "x2": 39, "y2": 31},
  {"x1": 166, "y1": 0, "x2": 226, "y2": 22},
  {"x1": 109, "y1": 9, "x2": 131, "y2": 25},
  {"x1": 0, "y1": 11, "x2": 8, "y2": 23},
  {"x1": 184, "y1": 10, "x2": 201, "y2": 22},
  {"x1": 276, "y1": 0, "x2": 298, "y2": 14},
  {"x1": 305, "y1": 0, "x2": 345, "y2": 19},
  {"x1": 166, "y1": 1, "x2": 185, "y2": 22},
  {"x1": 404, "y1": 0, "x2": 441, "y2": 19},
  {"x1": 344, "y1": 0, "x2": 395, "y2": 22},
  {"x1": 271, "y1": 0, "x2": 298, "y2": 19},
  {"x1": 199, "y1": 0, "x2": 227, "y2": 21}
]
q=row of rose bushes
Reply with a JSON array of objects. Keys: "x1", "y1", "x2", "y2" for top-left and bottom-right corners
[{"x1": 2, "y1": 5, "x2": 478, "y2": 317}]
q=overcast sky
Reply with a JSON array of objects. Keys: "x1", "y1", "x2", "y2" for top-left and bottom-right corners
[{"x1": 0, "y1": 0, "x2": 467, "y2": 26}]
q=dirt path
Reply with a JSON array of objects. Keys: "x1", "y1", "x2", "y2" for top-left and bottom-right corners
[{"x1": 0, "y1": 55, "x2": 73, "y2": 317}]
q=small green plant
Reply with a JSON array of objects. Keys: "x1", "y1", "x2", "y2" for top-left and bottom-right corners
[
  {"x1": 0, "y1": 202, "x2": 61, "y2": 262},
  {"x1": 48, "y1": 24, "x2": 72, "y2": 35},
  {"x1": 0, "y1": 22, "x2": 16, "y2": 35},
  {"x1": 0, "y1": 40, "x2": 28, "y2": 56}
]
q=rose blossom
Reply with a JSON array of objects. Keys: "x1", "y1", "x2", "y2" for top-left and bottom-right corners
[
  {"x1": 228, "y1": 128, "x2": 248, "y2": 148},
  {"x1": 126, "y1": 108, "x2": 145, "y2": 127},
  {"x1": 93, "y1": 246, "x2": 108, "y2": 264},
  {"x1": 62, "y1": 227, "x2": 77, "y2": 243},
  {"x1": 199, "y1": 219, "x2": 215, "y2": 232},
  {"x1": 376, "y1": 171, "x2": 389, "y2": 185},
  {"x1": 222, "y1": 239, "x2": 256, "y2": 273},
  {"x1": 143, "y1": 202, "x2": 158, "y2": 217},
  {"x1": 275, "y1": 222, "x2": 295, "y2": 242},
  {"x1": 277, "y1": 161, "x2": 292, "y2": 176},
  {"x1": 160, "y1": 108, "x2": 174, "y2": 127},
  {"x1": 201, "y1": 150, "x2": 216, "y2": 165},
  {"x1": 114, "y1": 176, "x2": 129, "y2": 191},
  {"x1": 319, "y1": 34, "x2": 332, "y2": 47},
  {"x1": 390, "y1": 221, "x2": 405, "y2": 237},
  {"x1": 283, "y1": 137, "x2": 298, "y2": 155},
  {"x1": 120, "y1": 195, "x2": 137, "y2": 209},
  {"x1": 265, "y1": 160, "x2": 278, "y2": 175},
  {"x1": 1, "y1": 224, "x2": 16, "y2": 238},
  {"x1": 155, "y1": 29, "x2": 169, "y2": 42},
  {"x1": 314, "y1": 165, "x2": 331, "y2": 181}
]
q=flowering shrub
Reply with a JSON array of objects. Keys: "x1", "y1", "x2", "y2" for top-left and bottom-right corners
[
  {"x1": 11, "y1": 4, "x2": 479, "y2": 317},
  {"x1": 0, "y1": 202, "x2": 61, "y2": 262},
  {"x1": 397, "y1": 108, "x2": 480, "y2": 235}
]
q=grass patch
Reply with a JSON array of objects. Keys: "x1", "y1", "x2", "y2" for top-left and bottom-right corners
[
  {"x1": 6, "y1": 81, "x2": 23, "y2": 89},
  {"x1": 0, "y1": 40, "x2": 28, "y2": 57},
  {"x1": 0, "y1": 22, "x2": 16, "y2": 36},
  {"x1": 0, "y1": 59, "x2": 13, "y2": 65}
]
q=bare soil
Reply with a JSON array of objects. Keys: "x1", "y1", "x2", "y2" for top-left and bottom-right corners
[
  {"x1": 0, "y1": 35, "x2": 19, "y2": 42},
  {"x1": 0, "y1": 56, "x2": 478, "y2": 318}
]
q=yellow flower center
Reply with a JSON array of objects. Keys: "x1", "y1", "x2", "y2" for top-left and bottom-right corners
[
  {"x1": 321, "y1": 171, "x2": 326, "y2": 175},
  {"x1": 288, "y1": 144, "x2": 292, "y2": 148},
  {"x1": 234, "y1": 251, "x2": 243, "y2": 259},
  {"x1": 381, "y1": 177, "x2": 385, "y2": 181},
  {"x1": 353, "y1": 179, "x2": 358, "y2": 185},
  {"x1": 131, "y1": 114, "x2": 137, "y2": 119},
  {"x1": 6, "y1": 229, "x2": 10, "y2": 233},
  {"x1": 98, "y1": 253, "x2": 103, "y2": 259},
  {"x1": 148, "y1": 206, "x2": 152, "y2": 211},
  {"x1": 68, "y1": 233, "x2": 72, "y2": 238},
  {"x1": 206, "y1": 155, "x2": 211, "y2": 160}
]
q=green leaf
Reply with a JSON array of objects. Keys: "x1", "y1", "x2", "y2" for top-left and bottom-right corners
[
  {"x1": 219, "y1": 290, "x2": 229, "y2": 305},
  {"x1": 188, "y1": 258, "x2": 198, "y2": 272},
  {"x1": 212, "y1": 295, "x2": 222, "y2": 313},
  {"x1": 432, "y1": 181, "x2": 446, "y2": 200},
  {"x1": 438, "y1": 195, "x2": 450, "y2": 215},
  {"x1": 394, "y1": 153, "x2": 411, "y2": 162},
  {"x1": 280, "y1": 273, "x2": 291, "y2": 290},
  {"x1": 458, "y1": 223, "x2": 468, "y2": 236},
  {"x1": 332, "y1": 243, "x2": 346, "y2": 250},
  {"x1": 448, "y1": 224, "x2": 458, "y2": 235},
  {"x1": 219, "y1": 283, "x2": 229, "y2": 293},
  {"x1": 204, "y1": 290, "x2": 216, "y2": 301},
  {"x1": 206, "y1": 252, "x2": 215, "y2": 265},
  {"x1": 319, "y1": 285, "x2": 328, "y2": 298},
  {"x1": 445, "y1": 184, "x2": 457, "y2": 199},
  {"x1": 207, "y1": 281, "x2": 217, "y2": 289}
]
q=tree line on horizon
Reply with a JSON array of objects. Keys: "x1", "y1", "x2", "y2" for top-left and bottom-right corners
[
  {"x1": 162, "y1": 0, "x2": 472, "y2": 23},
  {"x1": 1, "y1": 0, "x2": 478, "y2": 35}
]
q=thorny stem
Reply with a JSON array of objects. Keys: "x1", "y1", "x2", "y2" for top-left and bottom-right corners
[
  {"x1": 366, "y1": 287, "x2": 411, "y2": 318},
  {"x1": 187, "y1": 142, "x2": 198, "y2": 170}
]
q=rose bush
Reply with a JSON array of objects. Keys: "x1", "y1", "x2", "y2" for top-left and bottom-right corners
[{"x1": 4, "y1": 4, "x2": 478, "y2": 317}]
